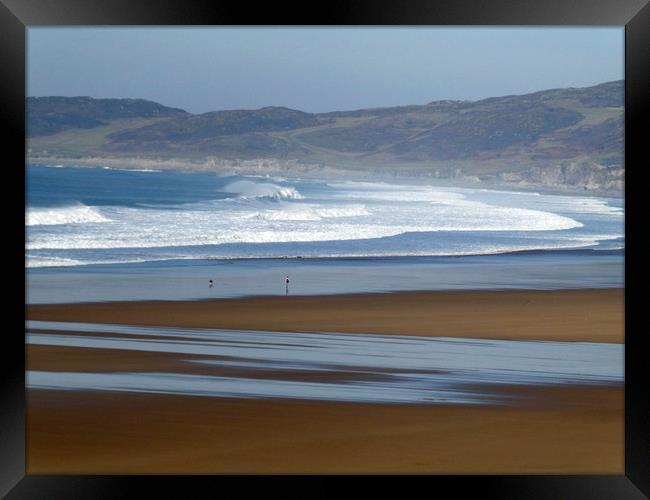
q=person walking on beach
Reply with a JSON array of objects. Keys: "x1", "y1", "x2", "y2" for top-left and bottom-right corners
[
  {"x1": 285, "y1": 275, "x2": 290, "y2": 295},
  {"x1": 209, "y1": 279, "x2": 213, "y2": 289}
]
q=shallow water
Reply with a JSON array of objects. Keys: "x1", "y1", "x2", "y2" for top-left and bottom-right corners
[
  {"x1": 27, "y1": 321, "x2": 623, "y2": 405},
  {"x1": 26, "y1": 250, "x2": 623, "y2": 304}
]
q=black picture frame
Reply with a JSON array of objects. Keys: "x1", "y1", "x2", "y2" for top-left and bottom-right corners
[{"x1": 4, "y1": 0, "x2": 648, "y2": 497}]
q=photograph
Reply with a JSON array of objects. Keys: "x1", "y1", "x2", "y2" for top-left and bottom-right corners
[{"x1": 23, "y1": 25, "x2": 627, "y2": 475}]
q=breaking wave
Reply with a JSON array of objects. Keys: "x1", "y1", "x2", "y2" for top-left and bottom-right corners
[
  {"x1": 223, "y1": 180, "x2": 303, "y2": 201},
  {"x1": 26, "y1": 204, "x2": 111, "y2": 226},
  {"x1": 25, "y1": 170, "x2": 623, "y2": 267}
]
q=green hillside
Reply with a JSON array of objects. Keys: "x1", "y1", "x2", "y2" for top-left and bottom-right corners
[
  {"x1": 27, "y1": 96, "x2": 187, "y2": 137},
  {"x1": 27, "y1": 81, "x2": 624, "y2": 192}
]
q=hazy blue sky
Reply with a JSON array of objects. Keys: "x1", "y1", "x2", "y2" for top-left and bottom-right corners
[{"x1": 28, "y1": 27, "x2": 623, "y2": 114}]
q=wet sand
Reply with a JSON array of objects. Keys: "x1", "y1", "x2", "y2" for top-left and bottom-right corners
[
  {"x1": 27, "y1": 288, "x2": 624, "y2": 343},
  {"x1": 27, "y1": 387, "x2": 623, "y2": 474},
  {"x1": 26, "y1": 288, "x2": 624, "y2": 473},
  {"x1": 27, "y1": 345, "x2": 387, "y2": 382}
]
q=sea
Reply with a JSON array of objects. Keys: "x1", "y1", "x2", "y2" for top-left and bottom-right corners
[{"x1": 25, "y1": 164, "x2": 624, "y2": 304}]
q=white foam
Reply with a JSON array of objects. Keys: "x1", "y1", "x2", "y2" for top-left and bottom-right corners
[
  {"x1": 25, "y1": 255, "x2": 158, "y2": 268},
  {"x1": 25, "y1": 190, "x2": 584, "y2": 251},
  {"x1": 25, "y1": 255, "x2": 87, "y2": 268},
  {"x1": 26, "y1": 204, "x2": 111, "y2": 226},
  {"x1": 333, "y1": 187, "x2": 471, "y2": 204},
  {"x1": 241, "y1": 204, "x2": 371, "y2": 221},
  {"x1": 562, "y1": 198, "x2": 624, "y2": 215},
  {"x1": 25, "y1": 178, "x2": 624, "y2": 264}
]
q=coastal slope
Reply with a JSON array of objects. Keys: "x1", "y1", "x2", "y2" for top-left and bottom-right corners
[{"x1": 27, "y1": 81, "x2": 624, "y2": 194}]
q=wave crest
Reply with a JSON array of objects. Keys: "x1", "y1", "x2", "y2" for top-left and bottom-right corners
[
  {"x1": 223, "y1": 180, "x2": 303, "y2": 201},
  {"x1": 26, "y1": 204, "x2": 111, "y2": 226}
]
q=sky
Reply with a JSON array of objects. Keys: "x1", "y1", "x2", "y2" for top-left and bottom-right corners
[{"x1": 28, "y1": 27, "x2": 624, "y2": 114}]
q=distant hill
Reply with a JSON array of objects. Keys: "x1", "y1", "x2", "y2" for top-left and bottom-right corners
[
  {"x1": 27, "y1": 81, "x2": 624, "y2": 193},
  {"x1": 27, "y1": 96, "x2": 188, "y2": 137}
]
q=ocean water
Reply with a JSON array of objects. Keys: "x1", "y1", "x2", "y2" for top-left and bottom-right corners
[
  {"x1": 27, "y1": 321, "x2": 623, "y2": 405},
  {"x1": 25, "y1": 164, "x2": 624, "y2": 303}
]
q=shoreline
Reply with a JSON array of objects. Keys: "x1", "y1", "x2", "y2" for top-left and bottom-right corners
[
  {"x1": 26, "y1": 245, "x2": 625, "y2": 266},
  {"x1": 26, "y1": 157, "x2": 624, "y2": 198},
  {"x1": 27, "y1": 288, "x2": 624, "y2": 343}
]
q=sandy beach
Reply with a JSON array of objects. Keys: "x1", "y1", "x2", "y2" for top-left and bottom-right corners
[
  {"x1": 26, "y1": 288, "x2": 624, "y2": 473},
  {"x1": 28, "y1": 288, "x2": 624, "y2": 343},
  {"x1": 27, "y1": 386, "x2": 622, "y2": 474}
]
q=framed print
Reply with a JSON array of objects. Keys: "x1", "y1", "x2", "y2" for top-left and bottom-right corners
[{"x1": 3, "y1": 0, "x2": 649, "y2": 497}]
